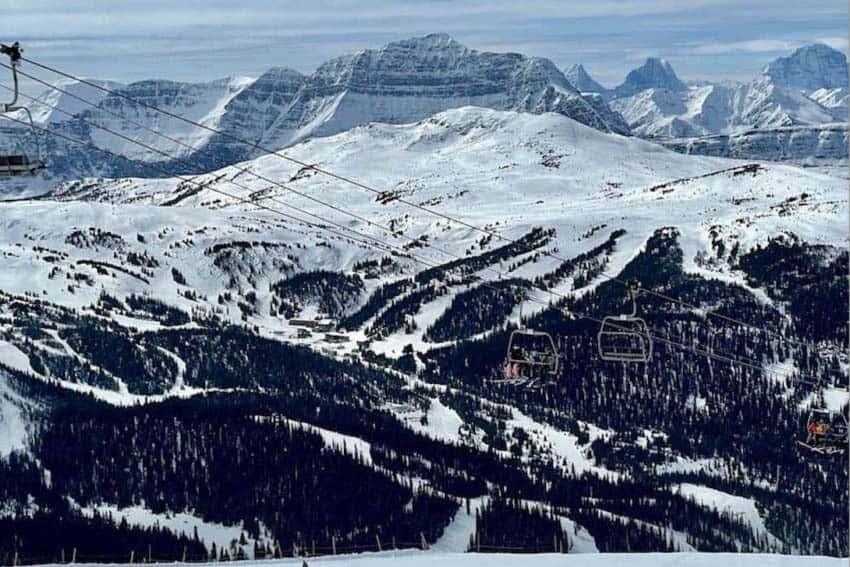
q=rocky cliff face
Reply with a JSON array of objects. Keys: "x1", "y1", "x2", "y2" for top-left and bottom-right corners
[
  {"x1": 564, "y1": 63, "x2": 610, "y2": 95},
  {"x1": 662, "y1": 123, "x2": 848, "y2": 162},
  {"x1": 10, "y1": 34, "x2": 629, "y2": 187},
  {"x1": 598, "y1": 44, "x2": 848, "y2": 161},
  {"x1": 250, "y1": 33, "x2": 630, "y2": 151},
  {"x1": 613, "y1": 58, "x2": 687, "y2": 98},
  {"x1": 764, "y1": 43, "x2": 848, "y2": 91}
]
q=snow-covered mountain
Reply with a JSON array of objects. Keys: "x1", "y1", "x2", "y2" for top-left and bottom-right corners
[
  {"x1": 83, "y1": 75, "x2": 256, "y2": 161},
  {"x1": 4, "y1": 33, "x2": 630, "y2": 186},
  {"x1": 764, "y1": 43, "x2": 848, "y2": 91},
  {"x1": 591, "y1": 44, "x2": 849, "y2": 161},
  {"x1": 809, "y1": 87, "x2": 849, "y2": 112},
  {"x1": 251, "y1": 33, "x2": 629, "y2": 146},
  {"x1": 564, "y1": 64, "x2": 610, "y2": 96},
  {"x1": 26, "y1": 78, "x2": 125, "y2": 125},
  {"x1": 3, "y1": 107, "x2": 845, "y2": 362},
  {"x1": 0, "y1": 106, "x2": 847, "y2": 559},
  {"x1": 610, "y1": 77, "x2": 843, "y2": 139},
  {"x1": 612, "y1": 58, "x2": 687, "y2": 98},
  {"x1": 662, "y1": 122, "x2": 848, "y2": 163},
  {"x1": 4, "y1": 36, "x2": 845, "y2": 196}
]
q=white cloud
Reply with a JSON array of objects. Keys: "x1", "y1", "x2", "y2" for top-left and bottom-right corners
[
  {"x1": 817, "y1": 36, "x2": 850, "y2": 53},
  {"x1": 2, "y1": 0, "x2": 846, "y2": 85},
  {"x1": 690, "y1": 39, "x2": 804, "y2": 55}
]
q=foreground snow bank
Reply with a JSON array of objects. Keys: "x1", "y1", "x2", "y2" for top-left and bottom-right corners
[{"x1": 67, "y1": 551, "x2": 845, "y2": 567}]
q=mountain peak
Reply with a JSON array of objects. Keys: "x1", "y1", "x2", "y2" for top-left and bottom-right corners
[
  {"x1": 764, "y1": 43, "x2": 848, "y2": 91},
  {"x1": 564, "y1": 64, "x2": 609, "y2": 94},
  {"x1": 614, "y1": 57, "x2": 686, "y2": 97},
  {"x1": 381, "y1": 33, "x2": 465, "y2": 52}
]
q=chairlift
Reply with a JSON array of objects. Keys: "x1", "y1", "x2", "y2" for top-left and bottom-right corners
[
  {"x1": 597, "y1": 280, "x2": 652, "y2": 363},
  {"x1": 797, "y1": 408, "x2": 847, "y2": 456},
  {"x1": 0, "y1": 42, "x2": 46, "y2": 176},
  {"x1": 493, "y1": 289, "x2": 559, "y2": 387}
]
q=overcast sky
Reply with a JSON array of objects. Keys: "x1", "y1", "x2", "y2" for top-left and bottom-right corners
[{"x1": 3, "y1": 0, "x2": 847, "y2": 87}]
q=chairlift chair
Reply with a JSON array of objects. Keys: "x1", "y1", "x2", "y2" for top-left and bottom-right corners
[
  {"x1": 798, "y1": 408, "x2": 848, "y2": 456},
  {"x1": 497, "y1": 328, "x2": 559, "y2": 388},
  {"x1": 493, "y1": 289, "x2": 559, "y2": 387},
  {"x1": 597, "y1": 280, "x2": 652, "y2": 363},
  {"x1": 0, "y1": 42, "x2": 46, "y2": 176}
]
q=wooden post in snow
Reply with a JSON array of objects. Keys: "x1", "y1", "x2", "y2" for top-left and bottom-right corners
[
  {"x1": 331, "y1": 536, "x2": 336, "y2": 555},
  {"x1": 71, "y1": 548, "x2": 77, "y2": 564},
  {"x1": 375, "y1": 534, "x2": 382, "y2": 552},
  {"x1": 129, "y1": 550, "x2": 135, "y2": 564}
]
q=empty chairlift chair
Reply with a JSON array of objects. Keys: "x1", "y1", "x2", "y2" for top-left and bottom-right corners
[
  {"x1": 0, "y1": 154, "x2": 44, "y2": 176},
  {"x1": 597, "y1": 280, "x2": 652, "y2": 363},
  {"x1": 0, "y1": 42, "x2": 46, "y2": 177}
]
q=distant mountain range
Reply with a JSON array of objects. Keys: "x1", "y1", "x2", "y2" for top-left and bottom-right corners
[
  {"x1": 0, "y1": 35, "x2": 845, "y2": 194},
  {"x1": 567, "y1": 44, "x2": 847, "y2": 161}
]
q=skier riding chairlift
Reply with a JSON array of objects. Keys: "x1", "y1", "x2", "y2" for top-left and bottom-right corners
[
  {"x1": 798, "y1": 408, "x2": 847, "y2": 456},
  {"x1": 499, "y1": 328, "x2": 559, "y2": 388}
]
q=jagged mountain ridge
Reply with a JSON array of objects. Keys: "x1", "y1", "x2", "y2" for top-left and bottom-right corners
[
  {"x1": 612, "y1": 58, "x2": 687, "y2": 98},
  {"x1": 564, "y1": 64, "x2": 610, "y2": 95},
  {"x1": 764, "y1": 43, "x2": 849, "y2": 91},
  {"x1": 4, "y1": 33, "x2": 629, "y2": 186},
  {"x1": 573, "y1": 43, "x2": 848, "y2": 160},
  {"x1": 609, "y1": 78, "x2": 844, "y2": 138}
]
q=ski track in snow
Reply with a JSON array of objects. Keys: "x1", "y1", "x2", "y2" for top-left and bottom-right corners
[
  {"x1": 0, "y1": 367, "x2": 29, "y2": 457},
  {"x1": 76, "y1": 502, "x2": 268, "y2": 558},
  {"x1": 280, "y1": 417, "x2": 373, "y2": 465},
  {"x1": 399, "y1": 397, "x2": 464, "y2": 444},
  {"x1": 674, "y1": 483, "x2": 781, "y2": 547},
  {"x1": 431, "y1": 496, "x2": 487, "y2": 553},
  {"x1": 506, "y1": 405, "x2": 616, "y2": 479}
]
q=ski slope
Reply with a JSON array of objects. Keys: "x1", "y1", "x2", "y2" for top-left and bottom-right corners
[
  {"x1": 54, "y1": 551, "x2": 846, "y2": 566},
  {"x1": 0, "y1": 107, "x2": 844, "y2": 408}
]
